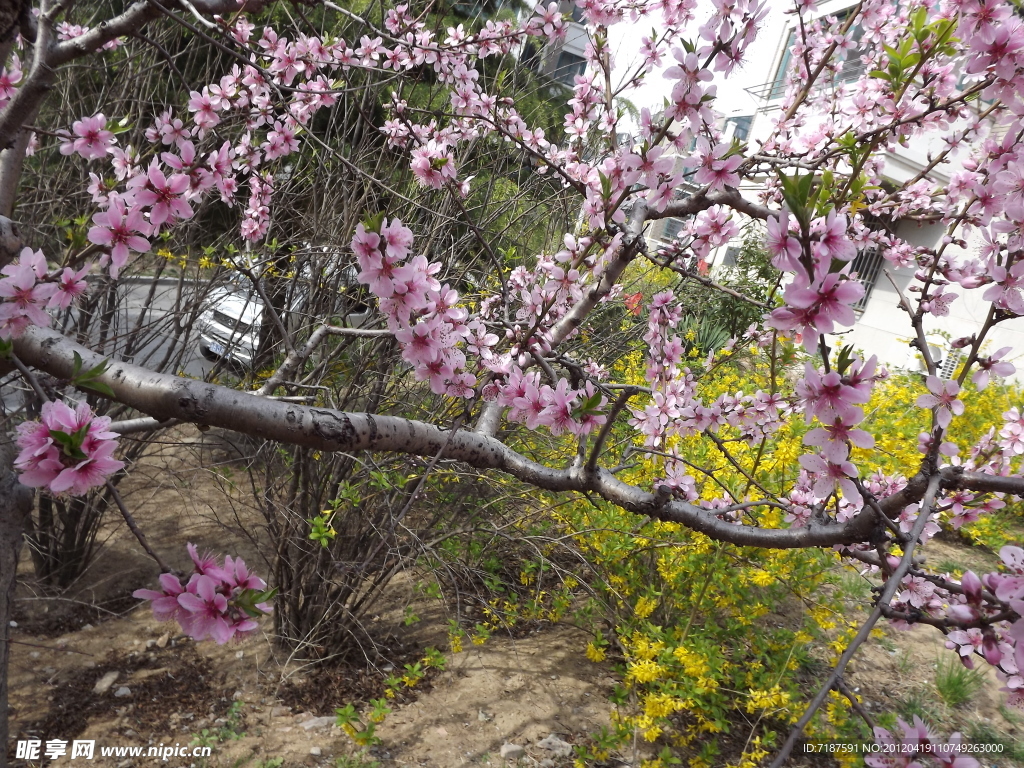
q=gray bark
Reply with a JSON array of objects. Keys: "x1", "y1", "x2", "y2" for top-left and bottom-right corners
[
  {"x1": 16, "y1": 325, "x2": 1015, "y2": 550},
  {"x1": 0, "y1": 440, "x2": 32, "y2": 768}
]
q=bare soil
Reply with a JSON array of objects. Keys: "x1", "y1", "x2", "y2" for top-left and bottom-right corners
[{"x1": 7, "y1": 434, "x2": 1024, "y2": 767}]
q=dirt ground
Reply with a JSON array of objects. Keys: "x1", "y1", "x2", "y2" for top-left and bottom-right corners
[
  {"x1": 7, "y1": 432, "x2": 1024, "y2": 767},
  {"x1": 10, "y1": 607, "x2": 613, "y2": 768},
  {"x1": 8, "y1": 432, "x2": 617, "y2": 768}
]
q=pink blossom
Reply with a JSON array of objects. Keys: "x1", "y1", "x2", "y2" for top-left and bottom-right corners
[
  {"x1": 380, "y1": 219, "x2": 414, "y2": 260},
  {"x1": 766, "y1": 211, "x2": 801, "y2": 270},
  {"x1": 262, "y1": 120, "x2": 299, "y2": 160},
  {"x1": 692, "y1": 138, "x2": 741, "y2": 192},
  {"x1": 187, "y1": 89, "x2": 221, "y2": 132},
  {"x1": 783, "y1": 273, "x2": 863, "y2": 335},
  {"x1": 49, "y1": 265, "x2": 90, "y2": 310},
  {"x1": 59, "y1": 114, "x2": 115, "y2": 160},
  {"x1": 922, "y1": 285, "x2": 958, "y2": 317},
  {"x1": 410, "y1": 140, "x2": 457, "y2": 189},
  {"x1": 14, "y1": 400, "x2": 124, "y2": 494},
  {"x1": 973, "y1": 347, "x2": 1015, "y2": 390},
  {"x1": 132, "y1": 573, "x2": 186, "y2": 622},
  {"x1": 898, "y1": 575, "x2": 935, "y2": 608},
  {"x1": 811, "y1": 211, "x2": 856, "y2": 262},
  {"x1": 177, "y1": 574, "x2": 234, "y2": 643},
  {"x1": 87, "y1": 195, "x2": 151, "y2": 277},
  {"x1": 135, "y1": 544, "x2": 271, "y2": 644},
  {"x1": 798, "y1": 452, "x2": 859, "y2": 501},
  {"x1": 916, "y1": 376, "x2": 964, "y2": 430},
  {"x1": 129, "y1": 161, "x2": 194, "y2": 227},
  {"x1": 0, "y1": 249, "x2": 57, "y2": 335},
  {"x1": 803, "y1": 410, "x2": 874, "y2": 463}
]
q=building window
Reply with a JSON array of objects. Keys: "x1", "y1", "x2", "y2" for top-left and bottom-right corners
[
  {"x1": 726, "y1": 115, "x2": 752, "y2": 142},
  {"x1": 850, "y1": 243, "x2": 885, "y2": 313},
  {"x1": 768, "y1": 30, "x2": 795, "y2": 100},
  {"x1": 937, "y1": 348, "x2": 964, "y2": 380},
  {"x1": 554, "y1": 52, "x2": 586, "y2": 85},
  {"x1": 662, "y1": 218, "x2": 686, "y2": 241},
  {"x1": 721, "y1": 246, "x2": 739, "y2": 266},
  {"x1": 766, "y1": 8, "x2": 866, "y2": 100}
]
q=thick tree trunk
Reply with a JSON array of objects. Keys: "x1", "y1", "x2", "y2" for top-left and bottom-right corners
[{"x1": 0, "y1": 441, "x2": 32, "y2": 768}]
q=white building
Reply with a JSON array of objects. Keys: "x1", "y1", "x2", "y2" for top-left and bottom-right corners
[
  {"x1": 530, "y1": 1, "x2": 589, "y2": 85},
  {"x1": 699, "y1": 0, "x2": 1024, "y2": 380}
]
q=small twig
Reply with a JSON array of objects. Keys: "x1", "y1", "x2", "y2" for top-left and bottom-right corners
[
  {"x1": 854, "y1": 478, "x2": 907, "y2": 543},
  {"x1": 109, "y1": 417, "x2": 184, "y2": 435},
  {"x1": 10, "y1": 353, "x2": 48, "y2": 402},
  {"x1": 255, "y1": 323, "x2": 390, "y2": 397},
  {"x1": 585, "y1": 387, "x2": 637, "y2": 475},
  {"x1": 834, "y1": 677, "x2": 875, "y2": 731},
  {"x1": 884, "y1": 268, "x2": 935, "y2": 376},
  {"x1": 175, "y1": 0, "x2": 217, "y2": 28},
  {"x1": 10, "y1": 639, "x2": 95, "y2": 657},
  {"x1": 768, "y1": 475, "x2": 941, "y2": 767},
  {"x1": 105, "y1": 480, "x2": 175, "y2": 574}
]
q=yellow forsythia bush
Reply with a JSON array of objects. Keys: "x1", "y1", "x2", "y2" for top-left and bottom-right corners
[{"x1": 557, "y1": 334, "x2": 1021, "y2": 766}]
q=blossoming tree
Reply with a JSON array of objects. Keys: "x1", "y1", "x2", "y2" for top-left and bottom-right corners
[{"x1": 3, "y1": 0, "x2": 1024, "y2": 762}]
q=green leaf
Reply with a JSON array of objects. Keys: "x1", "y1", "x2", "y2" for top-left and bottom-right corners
[
  {"x1": 335, "y1": 703, "x2": 359, "y2": 726},
  {"x1": 910, "y1": 4, "x2": 927, "y2": 31},
  {"x1": 79, "y1": 380, "x2": 115, "y2": 398},
  {"x1": 362, "y1": 212, "x2": 385, "y2": 234},
  {"x1": 235, "y1": 587, "x2": 278, "y2": 618},
  {"x1": 834, "y1": 344, "x2": 857, "y2": 376},
  {"x1": 49, "y1": 424, "x2": 90, "y2": 462},
  {"x1": 883, "y1": 44, "x2": 903, "y2": 65},
  {"x1": 70, "y1": 356, "x2": 114, "y2": 397},
  {"x1": 777, "y1": 171, "x2": 817, "y2": 230}
]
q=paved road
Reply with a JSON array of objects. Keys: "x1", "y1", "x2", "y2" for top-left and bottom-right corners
[{"x1": 2, "y1": 276, "x2": 225, "y2": 415}]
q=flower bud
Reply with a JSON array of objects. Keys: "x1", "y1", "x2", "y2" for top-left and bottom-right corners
[
  {"x1": 984, "y1": 633, "x2": 1003, "y2": 666},
  {"x1": 947, "y1": 604, "x2": 978, "y2": 623},
  {"x1": 961, "y1": 570, "x2": 983, "y2": 604}
]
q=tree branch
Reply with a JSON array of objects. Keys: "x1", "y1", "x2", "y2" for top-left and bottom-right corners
[{"x1": 12, "y1": 324, "x2": 923, "y2": 550}]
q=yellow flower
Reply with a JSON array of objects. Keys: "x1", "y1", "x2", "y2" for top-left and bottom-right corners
[
  {"x1": 642, "y1": 725, "x2": 662, "y2": 742},
  {"x1": 626, "y1": 659, "x2": 666, "y2": 684},
  {"x1": 585, "y1": 642, "x2": 606, "y2": 663},
  {"x1": 643, "y1": 692, "x2": 678, "y2": 719},
  {"x1": 673, "y1": 646, "x2": 710, "y2": 678},
  {"x1": 634, "y1": 596, "x2": 657, "y2": 619},
  {"x1": 745, "y1": 685, "x2": 791, "y2": 713}
]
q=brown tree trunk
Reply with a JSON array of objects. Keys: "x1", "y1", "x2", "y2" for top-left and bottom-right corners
[{"x1": 0, "y1": 440, "x2": 32, "y2": 768}]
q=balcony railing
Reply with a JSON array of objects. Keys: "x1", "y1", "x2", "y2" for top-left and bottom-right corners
[
  {"x1": 850, "y1": 243, "x2": 885, "y2": 313},
  {"x1": 745, "y1": 59, "x2": 870, "y2": 103}
]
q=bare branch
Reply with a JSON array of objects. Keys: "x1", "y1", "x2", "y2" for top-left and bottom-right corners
[{"x1": 13, "y1": 324, "x2": 915, "y2": 550}]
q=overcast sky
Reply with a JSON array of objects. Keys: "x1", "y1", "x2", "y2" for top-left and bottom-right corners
[{"x1": 606, "y1": 2, "x2": 791, "y2": 123}]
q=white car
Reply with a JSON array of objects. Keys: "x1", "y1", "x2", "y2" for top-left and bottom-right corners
[
  {"x1": 197, "y1": 266, "x2": 372, "y2": 367},
  {"x1": 198, "y1": 279, "x2": 263, "y2": 366}
]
